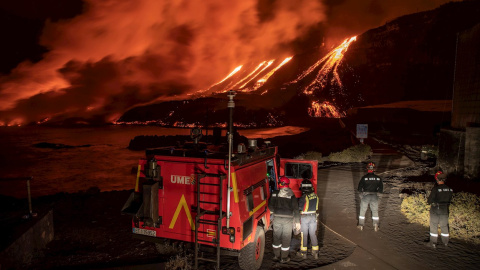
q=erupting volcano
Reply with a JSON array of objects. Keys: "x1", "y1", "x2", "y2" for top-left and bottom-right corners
[{"x1": 0, "y1": 0, "x2": 474, "y2": 127}]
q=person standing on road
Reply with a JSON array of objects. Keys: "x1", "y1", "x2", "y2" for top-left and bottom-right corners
[
  {"x1": 268, "y1": 176, "x2": 300, "y2": 263},
  {"x1": 357, "y1": 162, "x2": 383, "y2": 231},
  {"x1": 426, "y1": 171, "x2": 453, "y2": 248},
  {"x1": 297, "y1": 179, "x2": 319, "y2": 260}
]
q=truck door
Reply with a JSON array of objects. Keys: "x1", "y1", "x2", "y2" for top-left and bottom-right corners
[{"x1": 279, "y1": 159, "x2": 318, "y2": 198}]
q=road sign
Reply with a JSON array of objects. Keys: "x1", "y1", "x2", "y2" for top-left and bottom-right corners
[{"x1": 356, "y1": 124, "x2": 368, "y2": 139}]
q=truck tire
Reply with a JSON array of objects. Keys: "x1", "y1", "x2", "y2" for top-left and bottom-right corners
[{"x1": 238, "y1": 226, "x2": 265, "y2": 270}]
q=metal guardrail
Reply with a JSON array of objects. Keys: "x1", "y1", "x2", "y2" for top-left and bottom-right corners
[{"x1": 0, "y1": 176, "x2": 37, "y2": 219}]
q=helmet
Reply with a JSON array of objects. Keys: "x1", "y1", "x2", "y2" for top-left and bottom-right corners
[
  {"x1": 435, "y1": 171, "x2": 446, "y2": 182},
  {"x1": 279, "y1": 176, "x2": 290, "y2": 188},
  {"x1": 300, "y1": 179, "x2": 314, "y2": 193},
  {"x1": 367, "y1": 162, "x2": 376, "y2": 172}
]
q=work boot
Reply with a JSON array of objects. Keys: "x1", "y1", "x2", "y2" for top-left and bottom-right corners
[
  {"x1": 357, "y1": 225, "x2": 363, "y2": 231},
  {"x1": 273, "y1": 256, "x2": 280, "y2": 262},
  {"x1": 374, "y1": 224, "x2": 379, "y2": 232},
  {"x1": 312, "y1": 251, "x2": 319, "y2": 260},
  {"x1": 424, "y1": 241, "x2": 436, "y2": 249},
  {"x1": 280, "y1": 257, "x2": 290, "y2": 263},
  {"x1": 296, "y1": 251, "x2": 307, "y2": 259}
]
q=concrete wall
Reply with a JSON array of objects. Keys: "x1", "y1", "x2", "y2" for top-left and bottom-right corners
[
  {"x1": 452, "y1": 23, "x2": 480, "y2": 129},
  {"x1": 465, "y1": 127, "x2": 480, "y2": 179},
  {"x1": 0, "y1": 209, "x2": 54, "y2": 269},
  {"x1": 438, "y1": 129, "x2": 465, "y2": 176},
  {"x1": 439, "y1": 23, "x2": 480, "y2": 179}
]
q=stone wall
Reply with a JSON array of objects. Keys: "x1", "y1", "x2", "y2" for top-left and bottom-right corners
[
  {"x1": 452, "y1": 23, "x2": 480, "y2": 129},
  {"x1": 465, "y1": 127, "x2": 480, "y2": 179},
  {"x1": 0, "y1": 209, "x2": 54, "y2": 269},
  {"x1": 437, "y1": 129, "x2": 465, "y2": 176}
]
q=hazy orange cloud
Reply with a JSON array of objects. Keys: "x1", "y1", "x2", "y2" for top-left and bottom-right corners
[
  {"x1": 0, "y1": 0, "x2": 455, "y2": 125},
  {"x1": 0, "y1": 0, "x2": 326, "y2": 125}
]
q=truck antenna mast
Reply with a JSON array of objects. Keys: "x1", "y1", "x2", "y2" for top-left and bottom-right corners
[{"x1": 226, "y1": 90, "x2": 236, "y2": 228}]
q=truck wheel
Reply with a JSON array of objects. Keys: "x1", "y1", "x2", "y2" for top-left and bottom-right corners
[{"x1": 238, "y1": 226, "x2": 265, "y2": 270}]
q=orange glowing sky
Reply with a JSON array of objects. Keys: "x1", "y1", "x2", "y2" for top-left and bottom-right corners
[{"x1": 0, "y1": 0, "x2": 457, "y2": 126}]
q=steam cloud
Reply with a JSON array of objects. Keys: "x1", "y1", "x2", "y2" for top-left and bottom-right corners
[{"x1": 0, "y1": 0, "x2": 454, "y2": 125}]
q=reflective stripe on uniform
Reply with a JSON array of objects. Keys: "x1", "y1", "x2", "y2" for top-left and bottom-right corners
[
  {"x1": 430, "y1": 233, "x2": 438, "y2": 237},
  {"x1": 312, "y1": 246, "x2": 319, "y2": 251},
  {"x1": 272, "y1": 244, "x2": 281, "y2": 248},
  {"x1": 359, "y1": 216, "x2": 365, "y2": 219},
  {"x1": 441, "y1": 233, "x2": 449, "y2": 237},
  {"x1": 372, "y1": 217, "x2": 379, "y2": 220},
  {"x1": 281, "y1": 247, "x2": 290, "y2": 251}
]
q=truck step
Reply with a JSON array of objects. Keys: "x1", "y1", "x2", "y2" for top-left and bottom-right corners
[
  {"x1": 199, "y1": 200, "x2": 219, "y2": 205},
  {"x1": 198, "y1": 182, "x2": 220, "y2": 186},
  {"x1": 197, "y1": 238, "x2": 218, "y2": 245},
  {"x1": 197, "y1": 257, "x2": 218, "y2": 263},
  {"x1": 198, "y1": 219, "x2": 219, "y2": 226},
  {"x1": 198, "y1": 191, "x2": 219, "y2": 195}
]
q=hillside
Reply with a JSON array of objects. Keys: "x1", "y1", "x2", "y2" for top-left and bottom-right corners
[{"x1": 117, "y1": 1, "x2": 480, "y2": 128}]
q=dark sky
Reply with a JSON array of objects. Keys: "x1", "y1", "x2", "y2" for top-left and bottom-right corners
[{"x1": 0, "y1": 0, "x2": 456, "y2": 125}]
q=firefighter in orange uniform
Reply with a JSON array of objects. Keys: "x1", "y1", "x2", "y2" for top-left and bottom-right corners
[{"x1": 268, "y1": 176, "x2": 300, "y2": 263}]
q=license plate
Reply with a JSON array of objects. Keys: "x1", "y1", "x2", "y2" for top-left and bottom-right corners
[{"x1": 133, "y1": 227, "x2": 156, "y2": 237}]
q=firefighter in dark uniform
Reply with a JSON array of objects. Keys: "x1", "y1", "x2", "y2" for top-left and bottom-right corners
[
  {"x1": 357, "y1": 162, "x2": 383, "y2": 231},
  {"x1": 268, "y1": 176, "x2": 300, "y2": 263},
  {"x1": 426, "y1": 171, "x2": 453, "y2": 248},
  {"x1": 297, "y1": 179, "x2": 319, "y2": 259}
]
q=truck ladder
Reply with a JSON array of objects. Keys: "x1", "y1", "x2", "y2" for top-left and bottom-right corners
[{"x1": 194, "y1": 173, "x2": 226, "y2": 270}]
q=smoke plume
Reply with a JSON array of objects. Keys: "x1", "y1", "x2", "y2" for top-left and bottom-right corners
[{"x1": 0, "y1": 0, "x2": 455, "y2": 125}]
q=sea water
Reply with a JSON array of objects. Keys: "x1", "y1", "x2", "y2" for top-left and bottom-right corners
[{"x1": 0, "y1": 125, "x2": 307, "y2": 198}]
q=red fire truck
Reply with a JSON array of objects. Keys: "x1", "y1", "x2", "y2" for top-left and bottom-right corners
[{"x1": 122, "y1": 91, "x2": 318, "y2": 269}]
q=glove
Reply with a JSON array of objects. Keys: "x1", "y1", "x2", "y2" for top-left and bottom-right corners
[{"x1": 295, "y1": 223, "x2": 301, "y2": 231}]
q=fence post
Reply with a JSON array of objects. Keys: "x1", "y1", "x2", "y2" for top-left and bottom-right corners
[{"x1": 0, "y1": 176, "x2": 37, "y2": 218}]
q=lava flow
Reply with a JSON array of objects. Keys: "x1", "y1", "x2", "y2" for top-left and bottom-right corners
[
  {"x1": 308, "y1": 100, "x2": 344, "y2": 118},
  {"x1": 292, "y1": 36, "x2": 357, "y2": 95}
]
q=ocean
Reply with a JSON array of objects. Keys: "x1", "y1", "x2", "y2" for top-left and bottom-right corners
[{"x1": 0, "y1": 125, "x2": 307, "y2": 198}]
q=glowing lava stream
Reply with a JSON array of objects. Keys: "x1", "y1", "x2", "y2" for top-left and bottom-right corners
[
  {"x1": 292, "y1": 36, "x2": 357, "y2": 95},
  {"x1": 195, "y1": 65, "x2": 243, "y2": 94},
  {"x1": 238, "y1": 60, "x2": 274, "y2": 90},
  {"x1": 308, "y1": 100, "x2": 344, "y2": 118},
  {"x1": 253, "y1": 56, "x2": 292, "y2": 90},
  {"x1": 229, "y1": 61, "x2": 267, "y2": 90}
]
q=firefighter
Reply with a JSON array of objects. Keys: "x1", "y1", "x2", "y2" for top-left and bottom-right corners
[
  {"x1": 268, "y1": 176, "x2": 300, "y2": 263},
  {"x1": 425, "y1": 171, "x2": 453, "y2": 248},
  {"x1": 297, "y1": 179, "x2": 319, "y2": 259},
  {"x1": 357, "y1": 162, "x2": 383, "y2": 231}
]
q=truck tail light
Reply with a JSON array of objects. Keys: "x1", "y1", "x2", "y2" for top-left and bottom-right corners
[{"x1": 222, "y1": 226, "x2": 236, "y2": 243}]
